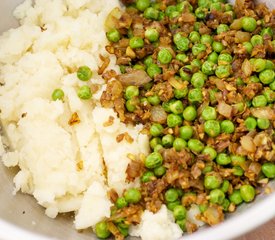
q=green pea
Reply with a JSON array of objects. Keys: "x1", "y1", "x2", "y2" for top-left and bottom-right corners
[
  {"x1": 262, "y1": 163, "x2": 275, "y2": 178},
  {"x1": 117, "y1": 223, "x2": 129, "y2": 237},
  {"x1": 210, "y1": 2, "x2": 222, "y2": 11},
  {"x1": 204, "y1": 120, "x2": 221, "y2": 137},
  {"x1": 220, "y1": 120, "x2": 235, "y2": 134},
  {"x1": 182, "y1": 105, "x2": 197, "y2": 121},
  {"x1": 231, "y1": 155, "x2": 246, "y2": 167},
  {"x1": 233, "y1": 166, "x2": 244, "y2": 176},
  {"x1": 125, "y1": 99, "x2": 136, "y2": 112},
  {"x1": 141, "y1": 171, "x2": 155, "y2": 183},
  {"x1": 244, "y1": 117, "x2": 257, "y2": 131},
  {"x1": 250, "y1": 75, "x2": 260, "y2": 83},
  {"x1": 218, "y1": 53, "x2": 233, "y2": 65},
  {"x1": 177, "y1": 219, "x2": 186, "y2": 231},
  {"x1": 188, "y1": 88, "x2": 203, "y2": 103},
  {"x1": 167, "y1": 200, "x2": 181, "y2": 211},
  {"x1": 222, "y1": 198, "x2": 231, "y2": 211},
  {"x1": 165, "y1": 5, "x2": 177, "y2": 16},
  {"x1": 116, "y1": 197, "x2": 128, "y2": 209},
  {"x1": 125, "y1": 86, "x2": 139, "y2": 100},
  {"x1": 145, "y1": 152, "x2": 163, "y2": 169},
  {"x1": 221, "y1": 180, "x2": 230, "y2": 193},
  {"x1": 95, "y1": 221, "x2": 111, "y2": 239},
  {"x1": 174, "y1": 88, "x2": 188, "y2": 99},
  {"x1": 179, "y1": 126, "x2": 193, "y2": 140},
  {"x1": 217, "y1": 24, "x2": 229, "y2": 34},
  {"x1": 261, "y1": 27, "x2": 273, "y2": 38},
  {"x1": 202, "y1": 146, "x2": 217, "y2": 161},
  {"x1": 216, "y1": 153, "x2": 231, "y2": 165},
  {"x1": 124, "y1": 188, "x2": 142, "y2": 204},
  {"x1": 192, "y1": 43, "x2": 206, "y2": 56},
  {"x1": 252, "y1": 95, "x2": 267, "y2": 107},
  {"x1": 209, "y1": 189, "x2": 225, "y2": 205},
  {"x1": 259, "y1": 69, "x2": 275, "y2": 85},
  {"x1": 207, "y1": 52, "x2": 219, "y2": 64},
  {"x1": 212, "y1": 41, "x2": 224, "y2": 53},
  {"x1": 270, "y1": 80, "x2": 275, "y2": 91},
  {"x1": 251, "y1": 35, "x2": 263, "y2": 47},
  {"x1": 129, "y1": 37, "x2": 144, "y2": 49},
  {"x1": 150, "y1": 123, "x2": 164, "y2": 137},
  {"x1": 106, "y1": 29, "x2": 121, "y2": 43},
  {"x1": 78, "y1": 85, "x2": 92, "y2": 100},
  {"x1": 173, "y1": 138, "x2": 187, "y2": 151},
  {"x1": 229, "y1": 190, "x2": 243, "y2": 205},
  {"x1": 202, "y1": 61, "x2": 215, "y2": 75},
  {"x1": 147, "y1": 95, "x2": 161, "y2": 106},
  {"x1": 195, "y1": 7, "x2": 207, "y2": 19},
  {"x1": 198, "y1": 0, "x2": 211, "y2": 8},
  {"x1": 144, "y1": 55, "x2": 154, "y2": 67},
  {"x1": 266, "y1": 60, "x2": 275, "y2": 70},
  {"x1": 77, "y1": 66, "x2": 93, "y2": 81},
  {"x1": 154, "y1": 165, "x2": 166, "y2": 177},
  {"x1": 263, "y1": 89, "x2": 275, "y2": 103},
  {"x1": 165, "y1": 188, "x2": 179, "y2": 202},
  {"x1": 188, "y1": 139, "x2": 204, "y2": 153},
  {"x1": 240, "y1": 185, "x2": 255, "y2": 203},
  {"x1": 145, "y1": 28, "x2": 159, "y2": 42},
  {"x1": 215, "y1": 65, "x2": 231, "y2": 78},
  {"x1": 202, "y1": 106, "x2": 217, "y2": 120},
  {"x1": 154, "y1": 144, "x2": 163, "y2": 153},
  {"x1": 203, "y1": 165, "x2": 213, "y2": 174},
  {"x1": 167, "y1": 113, "x2": 182, "y2": 127},
  {"x1": 143, "y1": 7, "x2": 160, "y2": 20},
  {"x1": 173, "y1": 205, "x2": 187, "y2": 220},
  {"x1": 170, "y1": 100, "x2": 184, "y2": 114},
  {"x1": 201, "y1": 34, "x2": 213, "y2": 45},
  {"x1": 150, "y1": 137, "x2": 161, "y2": 149},
  {"x1": 119, "y1": 65, "x2": 126, "y2": 74},
  {"x1": 136, "y1": 0, "x2": 150, "y2": 12},
  {"x1": 162, "y1": 134, "x2": 175, "y2": 148},
  {"x1": 243, "y1": 42, "x2": 253, "y2": 54},
  {"x1": 253, "y1": 59, "x2": 266, "y2": 72},
  {"x1": 147, "y1": 64, "x2": 162, "y2": 78},
  {"x1": 158, "y1": 48, "x2": 173, "y2": 64},
  {"x1": 52, "y1": 88, "x2": 64, "y2": 101},
  {"x1": 173, "y1": 33, "x2": 190, "y2": 51},
  {"x1": 191, "y1": 72, "x2": 207, "y2": 88},
  {"x1": 176, "y1": 53, "x2": 189, "y2": 63},
  {"x1": 242, "y1": 16, "x2": 257, "y2": 32},
  {"x1": 133, "y1": 64, "x2": 145, "y2": 70},
  {"x1": 191, "y1": 59, "x2": 202, "y2": 69},
  {"x1": 204, "y1": 175, "x2": 222, "y2": 190},
  {"x1": 189, "y1": 31, "x2": 201, "y2": 43},
  {"x1": 257, "y1": 118, "x2": 270, "y2": 130}
]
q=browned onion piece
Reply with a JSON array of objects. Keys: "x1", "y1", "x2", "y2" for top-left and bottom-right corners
[
  {"x1": 240, "y1": 135, "x2": 256, "y2": 152},
  {"x1": 241, "y1": 59, "x2": 252, "y2": 77},
  {"x1": 203, "y1": 206, "x2": 224, "y2": 225},
  {"x1": 251, "y1": 107, "x2": 275, "y2": 120},
  {"x1": 235, "y1": 31, "x2": 251, "y2": 43},
  {"x1": 150, "y1": 105, "x2": 167, "y2": 124},
  {"x1": 168, "y1": 77, "x2": 188, "y2": 90},
  {"x1": 104, "y1": 7, "x2": 122, "y2": 31},
  {"x1": 217, "y1": 101, "x2": 232, "y2": 118},
  {"x1": 118, "y1": 69, "x2": 151, "y2": 86}
]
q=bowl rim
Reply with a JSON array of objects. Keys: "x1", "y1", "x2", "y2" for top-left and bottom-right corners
[{"x1": 1, "y1": 192, "x2": 275, "y2": 240}]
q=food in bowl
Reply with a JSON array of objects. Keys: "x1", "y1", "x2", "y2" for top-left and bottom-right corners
[{"x1": 0, "y1": 0, "x2": 274, "y2": 240}]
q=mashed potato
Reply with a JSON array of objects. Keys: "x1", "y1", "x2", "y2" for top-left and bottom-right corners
[{"x1": 0, "y1": 0, "x2": 184, "y2": 239}]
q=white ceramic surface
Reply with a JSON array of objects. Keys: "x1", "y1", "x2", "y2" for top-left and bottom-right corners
[{"x1": 0, "y1": 1, "x2": 274, "y2": 240}]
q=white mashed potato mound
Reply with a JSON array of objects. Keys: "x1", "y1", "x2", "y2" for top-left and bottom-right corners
[
  {"x1": 130, "y1": 205, "x2": 183, "y2": 240},
  {"x1": 0, "y1": 0, "x2": 183, "y2": 239}
]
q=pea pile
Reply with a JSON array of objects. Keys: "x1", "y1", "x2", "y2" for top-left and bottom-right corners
[{"x1": 97, "y1": 0, "x2": 274, "y2": 239}]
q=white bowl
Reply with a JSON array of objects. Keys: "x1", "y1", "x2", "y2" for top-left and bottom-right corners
[{"x1": 0, "y1": 1, "x2": 274, "y2": 240}]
